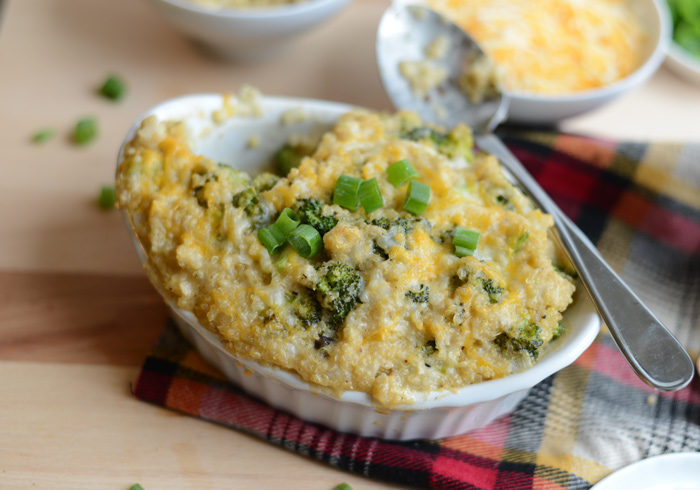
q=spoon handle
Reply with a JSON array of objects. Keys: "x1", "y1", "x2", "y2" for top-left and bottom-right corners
[{"x1": 475, "y1": 133, "x2": 695, "y2": 391}]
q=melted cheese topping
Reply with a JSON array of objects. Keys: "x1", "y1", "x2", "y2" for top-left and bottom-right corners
[
  {"x1": 428, "y1": 0, "x2": 647, "y2": 95},
  {"x1": 117, "y1": 109, "x2": 575, "y2": 408}
]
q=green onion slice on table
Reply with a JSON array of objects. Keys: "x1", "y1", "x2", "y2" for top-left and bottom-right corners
[
  {"x1": 97, "y1": 185, "x2": 117, "y2": 210},
  {"x1": 73, "y1": 117, "x2": 98, "y2": 145},
  {"x1": 99, "y1": 75, "x2": 127, "y2": 100},
  {"x1": 31, "y1": 128, "x2": 55, "y2": 144}
]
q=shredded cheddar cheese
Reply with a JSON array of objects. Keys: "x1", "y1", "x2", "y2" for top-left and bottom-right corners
[{"x1": 428, "y1": 0, "x2": 648, "y2": 95}]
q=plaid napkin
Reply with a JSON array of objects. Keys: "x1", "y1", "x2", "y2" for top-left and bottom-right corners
[{"x1": 133, "y1": 131, "x2": 700, "y2": 490}]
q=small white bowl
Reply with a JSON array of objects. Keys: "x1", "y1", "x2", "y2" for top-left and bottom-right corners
[
  {"x1": 666, "y1": 42, "x2": 700, "y2": 85},
  {"x1": 147, "y1": 0, "x2": 353, "y2": 61},
  {"x1": 391, "y1": 0, "x2": 671, "y2": 125},
  {"x1": 117, "y1": 93, "x2": 602, "y2": 440}
]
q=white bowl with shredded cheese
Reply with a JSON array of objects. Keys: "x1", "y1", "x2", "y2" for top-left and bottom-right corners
[
  {"x1": 117, "y1": 92, "x2": 601, "y2": 439},
  {"x1": 147, "y1": 0, "x2": 352, "y2": 61},
  {"x1": 394, "y1": 0, "x2": 671, "y2": 124}
]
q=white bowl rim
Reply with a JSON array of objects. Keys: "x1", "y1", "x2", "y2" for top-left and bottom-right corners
[
  {"x1": 154, "y1": 0, "x2": 348, "y2": 18},
  {"x1": 667, "y1": 41, "x2": 700, "y2": 74},
  {"x1": 119, "y1": 92, "x2": 602, "y2": 412}
]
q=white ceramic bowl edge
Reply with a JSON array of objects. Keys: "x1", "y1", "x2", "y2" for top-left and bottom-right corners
[
  {"x1": 118, "y1": 93, "x2": 602, "y2": 440},
  {"x1": 148, "y1": 0, "x2": 353, "y2": 61}
]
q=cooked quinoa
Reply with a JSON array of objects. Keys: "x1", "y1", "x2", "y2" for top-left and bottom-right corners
[{"x1": 117, "y1": 108, "x2": 575, "y2": 407}]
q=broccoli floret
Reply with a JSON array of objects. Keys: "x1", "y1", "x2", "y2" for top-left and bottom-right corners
[
  {"x1": 423, "y1": 339, "x2": 438, "y2": 355},
  {"x1": 232, "y1": 187, "x2": 258, "y2": 215},
  {"x1": 406, "y1": 284, "x2": 429, "y2": 303},
  {"x1": 315, "y1": 261, "x2": 363, "y2": 329},
  {"x1": 553, "y1": 264, "x2": 578, "y2": 280},
  {"x1": 372, "y1": 243, "x2": 390, "y2": 260},
  {"x1": 494, "y1": 193, "x2": 515, "y2": 210},
  {"x1": 217, "y1": 163, "x2": 248, "y2": 184},
  {"x1": 193, "y1": 185, "x2": 208, "y2": 208},
  {"x1": 275, "y1": 145, "x2": 302, "y2": 176},
  {"x1": 232, "y1": 186, "x2": 270, "y2": 228},
  {"x1": 296, "y1": 198, "x2": 338, "y2": 236},
  {"x1": 287, "y1": 288, "x2": 322, "y2": 328},
  {"x1": 275, "y1": 144, "x2": 312, "y2": 176},
  {"x1": 400, "y1": 125, "x2": 473, "y2": 161},
  {"x1": 401, "y1": 127, "x2": 448, "y2": 145},
  {"x1": 480, "y1": 278, "x2": 505, "y2": 304},
  {"x1": 494, "y1": 323, "x2": 544, "y2": 360},
  {"x1": 253, "y1": 172, "x2": 279, "y2": 192},
  {"x1": 367, "y1": 216, "x2": 415, "y2": 235},
  {"x1": 552, "y1": 321, "x2": 566, "y2": 340},
  {"x1": 438, "y1": 125, "x2": 474, "y2": 161},
  {"x1": 453, "y1": 269, "x2": 506, "y2": 304}
]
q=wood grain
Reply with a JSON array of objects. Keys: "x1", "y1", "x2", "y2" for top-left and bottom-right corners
[{"x1": 0, "y1": 271, "x2": 167, "y2": 365}]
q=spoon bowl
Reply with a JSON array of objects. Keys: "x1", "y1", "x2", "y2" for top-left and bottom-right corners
[
  {"x1": 376, "y1": 5, "x2": 507, "y2": 132},
  {"x1": 376, "y1": 4, "x2": 695, "y2": 392}
]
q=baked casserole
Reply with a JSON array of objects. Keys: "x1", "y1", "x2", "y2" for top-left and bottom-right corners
[{"x1": 116, "y1": 107, "x2": 575, "y2": 408}]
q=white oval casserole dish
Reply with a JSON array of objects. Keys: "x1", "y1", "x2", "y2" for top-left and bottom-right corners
[{"x1": 117, "y1": 93, "x2": 601, "y2": 440}]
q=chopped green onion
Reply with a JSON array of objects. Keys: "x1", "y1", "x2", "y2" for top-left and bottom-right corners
[
  {"x1": 454, "y1": 245, "x2": 475, "y2": 258},
  {"x1": 72, "y1": 117, "x2": 98, "y2": 145},
  {"x1": 332, "y1": 484, "x2": 354, "y2": 490},
  {"x1": 129, "y1": 485, "x2": 146, "y2": 490},
  {"x1": 99, "y1": 75, "x2": 127, "y2": 100},
  {"x1": 274, "y1": 208, "x2": 300, "y2": 236},
  {"x1": 333, "y1": 175, "x2": 362, "y2": 211},
  {"x1": 386, "y1": 159, "x2": 419, "y2": 187},
  {"x1": 287, "y1": 224, "x2": 322, "y2": 259},
  {"x1": 97, "y1": 185, "x2": 117, "y2": 210},
  {"x1": 31, "y1": 128, "x2": 55, "y2": 144},
  {"x1": 403, "y1": 180, "x2": 430, "y2": 215},
  {"x1": 258, "y1": 225, "x2": 286, "y2": 255},
  {"x1": 359, "y1": 177, "x2": 384, "y2": 214},
  {"x1": 453, "y1": 227, "x2": 480, "y2": 257},
  {"x1": 513, "y1": 231, "x2": 530, "y2": 252}
]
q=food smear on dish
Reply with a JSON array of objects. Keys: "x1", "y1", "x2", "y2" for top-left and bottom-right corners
[
  {"x1": 116, "y1": 103, "x2": 576, "y2": 408},
  {"x1": 427, "y1": 0, "x2": 648, "y2": 95},
  {"x1": 458, "y1": 52, "x2": 503, "y2": 104},
  {"x1": 184, "y1": 0, "x2": 305, "y2": 9},
  {"x1": 399, "y1": 59, "x2": 449, "y2": 95}
]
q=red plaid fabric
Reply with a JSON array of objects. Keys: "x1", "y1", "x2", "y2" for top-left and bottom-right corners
[{"x1": 133, "y1": 131, "x2": 700, "y2": 489}]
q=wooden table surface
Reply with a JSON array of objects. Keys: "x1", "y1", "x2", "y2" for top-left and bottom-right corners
[{"x1": 1, "y1": 0, "x2": 698, "y2": 488}]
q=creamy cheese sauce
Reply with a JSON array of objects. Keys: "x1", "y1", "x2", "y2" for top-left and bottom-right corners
[{"x1": 117, "y1": 109, "x2": 575, "y2": 408}]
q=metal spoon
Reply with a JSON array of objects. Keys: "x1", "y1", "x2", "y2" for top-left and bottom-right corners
[{"x1": 376, "y1": 4, "x2": 695, "y2": 391}]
